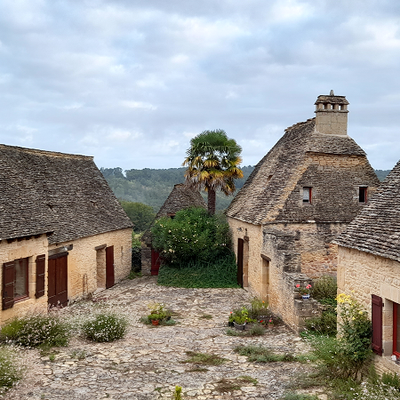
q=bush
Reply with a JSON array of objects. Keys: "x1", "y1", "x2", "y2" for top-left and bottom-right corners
[
  {"x1": 0, "y1": 347, "x2": 21, "y2": 394},
  {"x1": 304, "y1": 311, "x2": 337, "y2": 336},
  {"x1": 157, "y1": 254, "x2": 239, "y2": 288},
  {"x1": 0, "y1": 314, "x2": 69, "y2": 348},
  {"x1": 151, "y1": 207, "x2": 232, "y2": 265},
  {"x1": 312, "y1": 275, "x2": 337, "y2": 301},
  {"x1": 82, "y1": 313, "x2": 128, "y2": 342}
]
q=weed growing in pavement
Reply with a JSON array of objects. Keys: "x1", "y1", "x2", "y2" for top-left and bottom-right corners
[
  {"x1": 0, "y1": 314, "x2": 70, "y2": 348},
  {"x1": 82, "y1": 312, "x2": 128, "y2": 342},
  {"x1": 173, "y1": 385, "x2": 183, "y2": 400},
  {"x1": 199, "y1": 314, "x2": 213, "y2": 320},
  {"x1": 234, "y1": 345, "x2": 306, "y2": 363},
  {"x1": 0, "y1": 346, "x2": 22, "y2": 394},
  {"x1": 181, "y1": 351, "x2": 227, "y2": 366},
  {"x1": 281, "y1": 393, "x2": 320, "y2": 400},
  {"x1": 214, "y1": 376, "x2": 258, "y2": 393}
]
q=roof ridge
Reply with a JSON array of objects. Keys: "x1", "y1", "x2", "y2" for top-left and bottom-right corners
[{"x1": 284, "y1": 117, "x2": 315, "y2": 133}]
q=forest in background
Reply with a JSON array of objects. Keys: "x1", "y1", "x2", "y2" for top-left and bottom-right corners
[{"x1": 101, "y1": 167, "x2": 391, "y2": 214}]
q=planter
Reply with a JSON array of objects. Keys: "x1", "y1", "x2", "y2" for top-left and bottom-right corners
[
  {"x1": 267, "y1": 324, "x2": 274, "y2": 329},
  {"x1": 233, "y1": 321, "x2": 246, "y2": 331},
  {"x1": 302, "y1": 294, "x2": 310, "y2": 300},
  {"x1": 151, "y1": 319, "x2": 160, "y2": 326}
]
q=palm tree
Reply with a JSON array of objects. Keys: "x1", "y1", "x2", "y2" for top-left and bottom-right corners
[{"x1": 183, "y1": 129, "x2": 243, "y2": 215}]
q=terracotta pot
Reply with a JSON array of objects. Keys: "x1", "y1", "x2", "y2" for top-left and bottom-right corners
[{"x1": 151, "y1": 319, "x2": 160, "y2": 326}]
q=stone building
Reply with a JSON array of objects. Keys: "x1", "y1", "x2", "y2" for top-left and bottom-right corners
[
  {"x1": 141, "y1": 183, "x2": 206, "y2": 275},
  {"x1": 226, "y1": 92, "x2": 380, "y2": 330},
  {"x1": 0, "y1": 144, "x2": 133, "y2": 325},
  {"x1": 335, "y1": 159, "x2": 400, "y2": 374}
]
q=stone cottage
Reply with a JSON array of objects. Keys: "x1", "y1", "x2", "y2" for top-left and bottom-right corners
[
  {"x1": 335, "y1": 159, "x2": 400, "y2": 374},
  {"x1": 0, "y1": 144, "x2": 133, "y2": 325},
  {"x1": 141, "y1": 183, "x2": 206, "y2": 275},
  {"x1": 226, "y1": 92, "x2": 380, "y2": 330}
]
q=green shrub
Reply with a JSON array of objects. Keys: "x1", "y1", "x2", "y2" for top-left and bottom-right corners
[
  {"x1": 248, "y1": 297, "x2": 269, "y2": 319},
  {"x1": 0, "y1": 314, "x2": 69, "y2": 348},
  {"x1": 304, "y1": 311, "x2": 337, "y2": 336},
  {"x1": 157, "y1": 254, "x2": 239, "y2": 288},
  {"x1": 248, "y1": 323, "x2": 266, "y2": 336},
  {"x1": 0, "y1": 346, "x2": 22, "y2": 393},
  {"x1": 234, "y1": 345, "x2": 297, "y2": 363},
  {"x1": 312, "y1": 275, "x2": 337, "y2": 301},
  {"x1": 381, "y1": 371, "x2": 400, "y2": 391},
  {"x1": 82, "y1": 313, "x2": 128, "y2": 342},
  {"x1": 151, "y1": 207, "x2": 232, "y2": 265}
]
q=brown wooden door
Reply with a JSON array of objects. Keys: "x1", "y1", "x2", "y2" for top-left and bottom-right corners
[
  {"x1": 48, "y1": 254, "x2": 68, "y2": 307},
  {"x1": 237, "y1": 238, "x2": 244, "y2": 287},
  {"x1": 372, "y1": 294, "x2": 383, "y2": 355},
  {"x1": 151, "y1": 249, "x2": 161, "y2": 276},
  {"x1": 106, "y1": 246, "x2": 115, "y2": 289}
]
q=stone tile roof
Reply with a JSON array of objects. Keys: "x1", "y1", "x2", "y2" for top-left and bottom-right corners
[
  {"x1": 335, "y1": 160, "x2": 400, "y2": 261},
  {"x1": 0, "y1": 144, "x2": 133, "y2": 243},
  {"x1": 226, "y1": 118, "x2": 378, "y2": 225},
  {"x1": 155, "y1": 183, "x2": 206, "y2": 219}
]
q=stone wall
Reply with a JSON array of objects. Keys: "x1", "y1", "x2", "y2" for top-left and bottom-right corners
[
  {"x1": 337, "y1": 246, "x2": 400, "y2": 374},
  {"x1": 50, "y1": 228, "x2": 132, "y2": 303},
  {"x1": 0, "y1": 235, "x2": 49, "y2": 325}
]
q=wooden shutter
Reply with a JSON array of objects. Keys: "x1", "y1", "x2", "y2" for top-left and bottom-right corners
[
  {"x1": 35, "y1": 255, "x2": 46, "y2": 299},
  {"x1": 237, "y1": 239, "x2": 244, "y2": 287},
  {"x1": 372, "y1": 294, "x2": 383, "y2": 355},
  {"x1": 2, "y1": 261, "x2": 15, "y2": 310}
]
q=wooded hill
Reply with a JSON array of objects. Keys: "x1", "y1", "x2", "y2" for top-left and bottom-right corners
[{"x1": 101, "y1": 167, "x2": 390, "y2": 213}]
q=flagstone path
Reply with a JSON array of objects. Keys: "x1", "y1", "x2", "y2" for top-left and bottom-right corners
[{"x1": 3, "y1": 276, "x2": 325, "y2": 400}]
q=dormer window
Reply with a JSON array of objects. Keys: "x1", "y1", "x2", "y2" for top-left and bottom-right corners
[
  {"x1": 303, "y1": 187, "x2": 312, "y2": 204},
  {"x1": 359, "y1": 187, "x2": 368, "y2": 203}
]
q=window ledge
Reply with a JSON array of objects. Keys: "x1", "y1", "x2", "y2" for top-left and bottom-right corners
[{"x1": 14, "y1": 295, "x2": 29, "y2": 304}]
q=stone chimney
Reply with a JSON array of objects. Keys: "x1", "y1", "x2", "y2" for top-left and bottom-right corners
[{"x1": 314, "y1": 90, "x2": 349, "y2": 136}]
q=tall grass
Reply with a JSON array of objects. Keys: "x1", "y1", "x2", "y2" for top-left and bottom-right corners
[{"x1": 0, "y1": 346, "x2": 22, "y2": 394}]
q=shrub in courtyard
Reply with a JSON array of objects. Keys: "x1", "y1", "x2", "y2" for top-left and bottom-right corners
[
  {"x1": 304, "y1": 311, "x2": 337, "y2": 336},
  {"x1": 82, "y1": 312, "x2": 128, "y2": 342},
  {"x1": 151, "y1": 207, "x2": 232, "y2": 266},
  {"x1": 0, "y1": 346, "x2": 22, "y2": 394},
  {"x1": 312, "y1": 275, "x2": 337, "y2": 302},
  {"x1": 0, "y1": 314, "x2": 70, "y2": 348}
]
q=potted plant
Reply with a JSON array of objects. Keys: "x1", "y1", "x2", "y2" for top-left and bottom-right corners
[
  {"x1": 147, "y1": 302, "x2": 171, "y2": 325},
  {"x1": 295, "y1": 283, "x2": 312, "y2": 299},
  {"x1": 229, "y1": 306, "x2": 257, "y2": 330}
]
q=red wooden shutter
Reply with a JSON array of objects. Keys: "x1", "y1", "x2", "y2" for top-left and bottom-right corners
[
  {"x1": 35, "y1": 255, "x2": 46, "y2": 299},
  {"x1": 2, "y1": 261, "x2": 15, "y2": 310},
  {"x1": 372, "y1": 294, "x2": 383, "y2": 355}
]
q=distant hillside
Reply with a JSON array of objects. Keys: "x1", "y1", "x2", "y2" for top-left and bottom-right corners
[{"x1": 101, "y1": 167, "x2": 390, "y2": 213}]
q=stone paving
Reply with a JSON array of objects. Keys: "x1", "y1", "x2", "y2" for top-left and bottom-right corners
[{"x1": 3, "y1": 276, "x2": 324, "y2": 400}]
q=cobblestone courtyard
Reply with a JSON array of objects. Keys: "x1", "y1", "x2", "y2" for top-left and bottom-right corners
[{"x1": 3, "y1": 276, "x2": 319, "y2": 400}]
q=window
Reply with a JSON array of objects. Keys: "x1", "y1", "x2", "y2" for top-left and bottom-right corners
[
  {"x1": 2, "y1": 257, "x2": 29, "y2": 310},
  {"x1": 359, "y1": 187, "x2": 368, "y2": 203},
  {"x1": 303, "y1": 187, "x2": 312, "y2": 204}
]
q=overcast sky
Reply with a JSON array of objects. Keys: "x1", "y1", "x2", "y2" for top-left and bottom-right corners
[{"x1": 1, "y1": 0, "x2": 400, "y2": 171}]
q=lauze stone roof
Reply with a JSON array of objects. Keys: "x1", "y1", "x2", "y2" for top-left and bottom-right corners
[
  {"x1": 0, "y1": 144, "x2": 133, "y2": 243},
  {"x1": 335, "y1": 159, "x2": 400, "y2": 262},
  {"x1": 226, "y1": 117, "x2": 379, "y2": 225}
]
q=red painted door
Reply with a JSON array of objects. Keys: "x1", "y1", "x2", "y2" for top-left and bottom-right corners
[
  {"x1": 48, "y1": 254, "x2": 68, "y2": 307},
  {"x1": 106, "y1": 246, "x2": 115, "y2": 289},
  {"x1": 151, "y1": 249, "x2": 161, "y2": 276}
]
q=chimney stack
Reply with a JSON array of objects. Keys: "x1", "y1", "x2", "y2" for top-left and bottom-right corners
[{"x1": 314, "y1": 91, "x2": 349, "y2": 136}]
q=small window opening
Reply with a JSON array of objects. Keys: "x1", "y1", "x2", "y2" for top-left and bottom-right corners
[
  {"x1": 303, "y1": 187, "x2": 312, "y2": 204},
  {"x1": 359, "y1": 187, "x2": 368, "y2": 203}
]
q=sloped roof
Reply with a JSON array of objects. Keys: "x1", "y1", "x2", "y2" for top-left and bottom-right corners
[
  {"x1": 335, "y1": 160, "x2": 400, "y2": 262},
  {"x1": 155, "y1": 183, "x2": 206, "y2": 219},
  {"x1": 226, "y1": 117, "x2": 376, "y2": 225},
  {"x1": 0, "y1": 144, "x2": 132, "y2": 243}
]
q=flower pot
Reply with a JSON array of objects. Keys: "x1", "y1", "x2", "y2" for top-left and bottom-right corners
[
  {"x1": 302, "y1": 294, "x2": 310, "y2": 300},
  {"x1": 233, "y1": 321, "x2": 246, "y2": 331},
  {"x1": 151, "y1": 319, "x2": 160, "y2": 326},
  {"x1": 267, "y1": 324, "x2": 274, "y2": 329}
]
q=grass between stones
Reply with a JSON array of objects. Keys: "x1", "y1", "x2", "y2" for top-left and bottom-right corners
[
  {"x1": 234, "y1": 345, "x2": 311, "y2": 363},
  {"x1": 181, "y1": 351, "x2": 228, "y2": 366},
  {"x1": 214, "y1": 376, "x2": 258, "y2": 393}
]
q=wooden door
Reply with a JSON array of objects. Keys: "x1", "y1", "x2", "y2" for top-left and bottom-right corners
[
  {"x1": 237, "y1": 238, "x2": 244, "y2": 287},
  {"x1": 106, "y1": 246, "x2": 115, "y2": 289},
  {"x1": 48, "y1": 254, "x2": 68, "y2": 307},
  {"x1": 151, "y1": 249, "x2": 161, "y2": 276}
]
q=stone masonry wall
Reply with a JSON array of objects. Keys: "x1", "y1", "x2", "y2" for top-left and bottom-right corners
[
  {"x1": 49, "y1": 228, "x2": 132, "y2": 303},
  {"x1": 337, "y1": 246, "x2": 400, "y2": 375},
  {"x1": 0, "y1": 235, "x2": 49, "y2": 325}
]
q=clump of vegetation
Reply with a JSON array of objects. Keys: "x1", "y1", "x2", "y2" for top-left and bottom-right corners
[
  {"x1": 181, "y1": 351, "x2": 227, "y2": 366},
  {"x1": 140, "y1": 302, "x2": 176, "y2": 325},
  {"x1": 234, "y1": 345, "x2": 300, "y2": 363},
  {"x1": 229, "y1": 306, "x2": 257, "y2": 325},
  {"x1": 0, "y1": 314, "x2": 70, "y2": 348},
  {"x1": 82, "y1": 312, "x2": 128, "y2": 342},
  {"x1": 120, "y1": 201, "x2": 155, "y2": 233},
  {"x1": 281, "y1": 393, "x2": 320, "y2": 400},
  {"x1": 304, "y1": 310, "x2": 337, "y2": 336},
  {"x1": 0, "y1": 346, "x2": 22, "y2": 394},
  {"x1": 312, "y1": 275, "x2": 337, "y2": 303},
  {"x1": 173, "y1": 385, "x2": 183, "y2": 400},
  {"x1": 248, "y1": 297, "x2": 269, "y2": 319},
  {"x1": 214, "y1": 376, "x2": 258, "y2": 393}
]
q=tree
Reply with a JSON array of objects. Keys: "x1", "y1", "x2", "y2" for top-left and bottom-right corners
[
  {"x1": 183, "y1": 129, "x2": 243, "y2": 214},
  {"x1": 119, "y1": 201, "x2": 155, "y2": 232}
]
